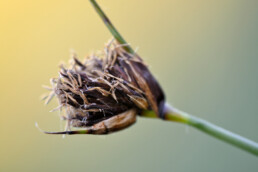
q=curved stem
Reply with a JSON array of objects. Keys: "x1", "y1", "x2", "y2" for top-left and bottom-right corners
[
  {"x1": 141, "y1": 104, "x2": 258, "y2": 156},
  {"x1": 89, "y1": 0, "x2": 258, "y2": 156},
  {"x1": 89, "y1": 0, "x2": 134, "y2": 54}
]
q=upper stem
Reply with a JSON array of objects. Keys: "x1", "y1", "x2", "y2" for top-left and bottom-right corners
[{"x1": 89, "y1": 0, "x2": 134, "y2": 54}]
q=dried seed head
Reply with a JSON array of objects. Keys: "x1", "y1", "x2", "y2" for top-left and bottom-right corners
[{"x1": 45, "y1": 40, "x2": 165, "y2": 130}]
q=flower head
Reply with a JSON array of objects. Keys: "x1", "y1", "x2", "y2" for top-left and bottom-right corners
[{"x1": 44, "y1": 40, "x2": 164, "y2": 133}]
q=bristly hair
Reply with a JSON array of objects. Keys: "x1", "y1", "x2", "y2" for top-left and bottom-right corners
[{"x1": 45, "y1": 39, "x2": 165, "y2": 129}]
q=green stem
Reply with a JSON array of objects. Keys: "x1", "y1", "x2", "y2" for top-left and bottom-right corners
[
  {"x1": 89, "y1": 0, "x2": 258, "y2": 156},
  {"x1": 89, "y1": 0, "x2": 134, "y2": 54},
  {"x1": 141, "y1": 104, "x2": 258, "y2": 156}
]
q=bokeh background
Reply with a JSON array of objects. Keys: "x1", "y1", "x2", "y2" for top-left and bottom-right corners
[{"x1": 0, "y1": 0, "x2": 258, "y2": 171}]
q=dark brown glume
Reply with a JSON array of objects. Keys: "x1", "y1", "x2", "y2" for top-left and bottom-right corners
[{"x1": 46, "y1": 40, "x2": 165, "y2": 128}]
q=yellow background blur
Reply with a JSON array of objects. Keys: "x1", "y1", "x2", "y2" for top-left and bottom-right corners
[{"x1": 0, "y1": 0, "x2": 258, "y2": 171}]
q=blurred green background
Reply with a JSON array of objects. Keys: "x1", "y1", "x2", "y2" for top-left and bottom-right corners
[{"x1": 0, "y1": 0, "x2": 257, "y2": 171}]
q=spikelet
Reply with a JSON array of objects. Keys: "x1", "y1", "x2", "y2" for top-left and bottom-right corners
[{"x1": 45, "y1": 40, "x2": 165, "y2": 129}]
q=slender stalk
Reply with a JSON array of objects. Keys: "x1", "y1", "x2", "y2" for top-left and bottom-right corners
[
  {"x1": 89, "y1": 0, "x2": 258, "y2": 156},
  {"x1": 141, "y1": 104, "x2": 258, "y2": 156},
  {"x1": 89, "y1": 0, "x2": 134, "y2": 54}
]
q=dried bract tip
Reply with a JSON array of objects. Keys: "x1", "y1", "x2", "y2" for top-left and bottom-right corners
[{"x1": 44, "y1": 40, "x2": 165, "y2": 133}]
